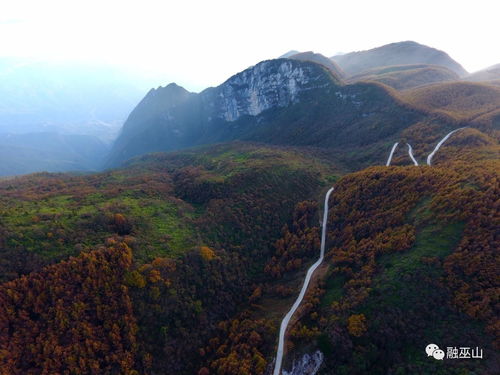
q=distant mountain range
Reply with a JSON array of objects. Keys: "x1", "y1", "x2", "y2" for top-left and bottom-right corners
[
  {"x1": 0, "y1": 58, "x2": 165, "y2": 176},
  {"x1": 465, "y1": 63, "x2": 500, "y2": 85},
  {"x1": 2, "y1": 41, "x2": 499, "y2": 176},
  {"x1": 346, "y1": 64, "x2": 460, "y2": 90},
  {"x1": 1, "y1": 41, "x2": 499, "y2": 375},
  {"x1": 106, "y1": 58, "x2": 424, "y2": 168},
  {"x1": 106, "y1": 41, "x2": 499, "y2": 169},
  {"x1": 0, "y1": 132, "x2": 109, "y2": 176},
  {"x1": 330, "y1": 40, "x2": 468, "y2": 77},
  {"x1": 0, "y1": 58, "x2": 153, "y2": 140}
]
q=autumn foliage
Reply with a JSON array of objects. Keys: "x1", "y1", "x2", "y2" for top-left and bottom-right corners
[
  {"x1": 265, "y1": 156, "x2": 499, "y2": 372},
  {"x1": 0, "y1": 243, "x2": 138, "y2": 375},
  {"x1": 0, "y1": 139, "x2": 497, "y2": 374}
]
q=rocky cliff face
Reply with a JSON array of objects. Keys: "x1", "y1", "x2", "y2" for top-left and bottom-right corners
[
  {"x1": 212, "y1": 60, "x2": 325, "y2": 122},
  {"x1": 107, "y1": 59, "x2": 338, "y2": 166},
  {"x1": 107, "y1": 55, "x2": 428, "y2": 168}
]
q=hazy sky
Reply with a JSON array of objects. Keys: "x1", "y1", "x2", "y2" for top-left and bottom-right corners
[{"x1": 1, "y1": 0, "x2": 499, "y2": 92}]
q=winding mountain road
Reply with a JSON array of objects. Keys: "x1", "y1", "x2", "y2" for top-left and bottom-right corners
[
  {"x1": 407, "y1": 143, "x2": 419, "y2": 166},
  {"x1": 272, "y1": 127, "x2": 467, "y2": 373},
  {"x1": 427, "y1": 127, "x2": 466, "y2": 165},
  {"x1": 386, "y1": 142, "x2": 399, "y2": 166},
  {"x1": 273, "y1": 187, "x2": 335, "y2": 375}
]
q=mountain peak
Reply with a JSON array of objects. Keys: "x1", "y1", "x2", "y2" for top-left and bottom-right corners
[
  {"x1": 164, "y1": 82, "x2": 186, "y2": 90},
  {"x1": 150, "y1": 82, "x2": 190, "y2": 95},
  {"x1": 106, "y1": 58, "x2": 343, "y2": 166},
  {"x1": 278, "y1": 50, "x2": 300, "y2": 59},
  {"x1": 286, "y1": 51, "x2": 345, "y2": 80},
  {"x1": 332, "y1": 41, "x2": 468, "y2": 77}
]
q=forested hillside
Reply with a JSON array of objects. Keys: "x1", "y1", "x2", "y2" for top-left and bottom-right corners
[
  {"x1": 1, "y1": 127, "x2": 498, "y2": 374},
  {"x1": 1, "y1": 32, "x2": 499, "y2": 375},
  {"x1": 0, "y1": 143, "x2": 336, "y2": 373},
  {"x1": 286, "y1": 159, "x2": 499, "y2": 374}
]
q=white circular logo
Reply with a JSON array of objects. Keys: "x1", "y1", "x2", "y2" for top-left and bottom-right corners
[
  {"x1": 433, "y1": 349, "x2": 445, "y2": 360},
  {"x1": 425, "y1": 343, "x2": 439, "y2": 357}
]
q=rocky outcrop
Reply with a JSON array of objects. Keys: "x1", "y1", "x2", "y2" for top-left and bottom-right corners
[
  {"x1": 212, "y1": 60, "x2": 324, "y2": 122},
  {"x1": 106, "y1": 54, "x2": 428, "y2": 169},
  {"x1": 107, "y1": 59, "x2": 338, "y2": 166},
  {"x1": 282, "y1": 351, "x2": 324, "y2": 375}
]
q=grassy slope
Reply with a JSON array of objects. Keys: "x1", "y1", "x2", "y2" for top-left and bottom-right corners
[
  {"x1": 0, "y1": 167, "x2": 194, "y2": 282},
  {"x1": 348, "y1": 64, "x2": 459, "y2": 90},
  {"x1": 332, "y1": 41, "x2": 468, "y2": 77},
  {"x1": 0, "y1": 142, "x2": 339, "y2": 282},
  {"x1": 401, "y1": 81, "x2": 500, "y2": 122}
]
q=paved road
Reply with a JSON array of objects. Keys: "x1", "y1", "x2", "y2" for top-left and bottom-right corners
[
  {"x1": 407, "y1": 143, "x2": 419, "y2": 166},
  {"x1": 386, "y1": 142, "x2": 399, "y2": 166},
  {"x1": 427, "y1": 128, "x2": 466, "y2": 165},
  {"x1": 273, "y1": 187, "x2": 335, "y2": 375}
]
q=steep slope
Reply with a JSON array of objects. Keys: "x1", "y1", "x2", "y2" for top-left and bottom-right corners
[
  {"x1": 332, "y1": 41, "x2": 468, "y2": 77},
  {"x1": 107, "y1": 59, "x2": 338, "y2": 166},
  {"x1": 1, "y1": 134, "x2": 498, "y2": 374},
  {"x1": 348, "y1": 64, "x2": 459, "y2": 90},
  {"x1": 262, "y1": 153, "x2": 499, "y2": 374},
  {"x1": 113, "y1": 82, "x2": 195, "y2": 153},
  {"x1": 107, "y1": 58, "x2": 434, "y2": 169}
]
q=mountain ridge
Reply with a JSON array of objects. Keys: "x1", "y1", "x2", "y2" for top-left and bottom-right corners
[
  {"x1": 331, "y1": 41, "x2": 468, "y2": 77},
  {"x1": 347, "y1": 64, "x2": 460, "y2": 90},
  {"x1": 107, "y1": 57, "x2": 455, "y2": 169},
  {"x1": 107, "y1": 58, "x2": 343, "y2": 166},
  {"x1": 286, "y1": 51, "x2": 346, "y2": 80},
  {"x1": 1, "y1": 40, "x2": 499, "y2": 375}
]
